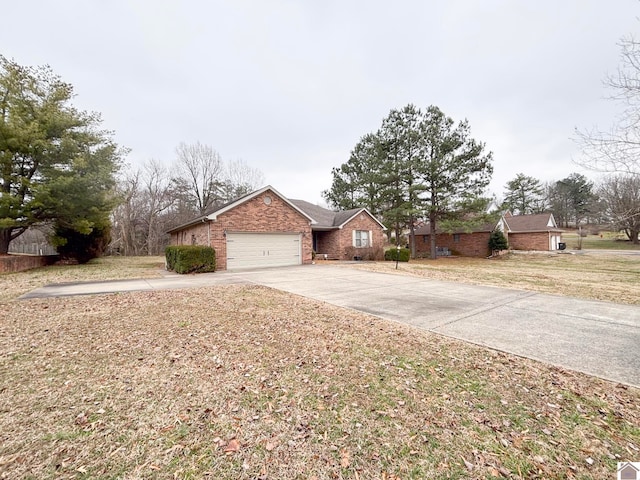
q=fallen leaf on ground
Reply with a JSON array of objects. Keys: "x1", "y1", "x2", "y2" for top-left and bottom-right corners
[{"x1": 224, "y1": 439, "x2": 241, "y2": 453}]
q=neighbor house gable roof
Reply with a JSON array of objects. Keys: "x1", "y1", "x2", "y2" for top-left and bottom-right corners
[
  {"x1": 289, "y1": 200, "x2": 386, "y2": 231},
  {"x1": 503, "y1": 213, "x2": 561, "y2": 233},
  {"x1": 167, "y1": 185, "x2": 316, "y2": 234}
]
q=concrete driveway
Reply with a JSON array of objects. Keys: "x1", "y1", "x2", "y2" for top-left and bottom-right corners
[{"x1": 21, "y1": 264, "x2": 640, "y2": 387}]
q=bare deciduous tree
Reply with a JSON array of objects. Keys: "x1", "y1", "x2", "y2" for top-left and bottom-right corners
[
  {"x1": 599, "y1": 174, "x2": 640, "y2": 244},
  {"x1": 174, "y1": 141, "x2": 224, "y2": 214},
  {"x1": 111, "y1": 168, "x2": 143, "y2": 256},
  {"x1": 141, "y1": 160, "x2": 174, "y2": 255},
  {"x1": 110, "y1": 143, "x2": 266, "y2": 256},
  {"x1": 220, "y1": 158, "x2": 266, "y2": 201},
  {"x1": 111, "y1": 160, "x2": 175, "y2": 255},
  {"x1": 576, "y1": 35, "x2": 640, "y2": 175}
]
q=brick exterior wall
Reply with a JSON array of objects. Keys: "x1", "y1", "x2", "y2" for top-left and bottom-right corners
[
  {"x1": 509, "y1": 232, "x2": 551, "y2": 251},
  {"x1": 315, "y1": 230, "x2": 340, "y2": 258},
  {"x1": 315, "y1": 212, "x2": 386, "y2": 260},
  {"x1": 170, "y1": 190, "x2": 312, "y2": 270},
  {"x1": 415, "y1": 232, "x2": 491, "y2": 257}
]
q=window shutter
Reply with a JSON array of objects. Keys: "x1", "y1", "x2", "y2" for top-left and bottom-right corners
[
  {"x1": 352, "y1": 230, "x2": 357, "y2": 247},
  {"x1": 369, "y1": 230, "x2": 373, "y2": 247}
]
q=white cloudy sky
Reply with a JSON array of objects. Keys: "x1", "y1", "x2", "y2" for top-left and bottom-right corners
[{"x1": 2, "y1": 1, "x2": 638, "y2": 204}]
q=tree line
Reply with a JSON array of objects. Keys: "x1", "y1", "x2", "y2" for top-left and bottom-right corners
[
  {"x1": 324, "y1": 29, "x2": 640, "y2": 249},
  {"x1": 110, "y1": 146, "x2": 264, "y2": 256},
  {"x1": 499, "y1": 172, "x2": 639, "y2": 244},
  {"x1": 2, "y1": 26, "x2": 639, "y2": 261}
]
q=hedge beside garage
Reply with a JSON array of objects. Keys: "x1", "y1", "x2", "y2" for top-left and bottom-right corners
[{"x1": 165, "y1": 245, "x2": 216, "y2": 274}]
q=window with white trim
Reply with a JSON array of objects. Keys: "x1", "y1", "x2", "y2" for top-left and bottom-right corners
[{"x1": 354, "y1": 230, "x2": 369, "y2": 247}]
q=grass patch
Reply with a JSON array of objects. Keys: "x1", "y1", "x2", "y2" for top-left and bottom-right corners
[
  {"x1": 563, "y1": 230, "x2": 640, "y2": 250},
  {"x1": 0, "y1": 256, "x2": 165, "y2": 302},
  {"x1": 1, "y1": 283, "x2": 638, "y2": 479},
  {"x1": 348, "y1": 253, "x2": 640, "y2": 305}
]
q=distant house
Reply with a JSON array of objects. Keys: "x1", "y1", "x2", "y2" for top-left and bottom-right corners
[
  {"x1": 500, "y1": 212, "x2": 563, "y2": 251},
  {"x1": 167, "y1": 186, "x2": 386, "y2": 270},
  {"x1": 413, "y1": 212, "x2": 563, "y2": 258}
]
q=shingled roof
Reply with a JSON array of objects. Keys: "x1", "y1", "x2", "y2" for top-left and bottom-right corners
[
  {"x1": 503, "y1": 213, "x2": 561, "y2": 232},
  {"x1": 413, "y1": 212, "x2": 562, "y2": 236},
  {"x1": 289, "y1": 199, "x2": 385, "y2": 231}
]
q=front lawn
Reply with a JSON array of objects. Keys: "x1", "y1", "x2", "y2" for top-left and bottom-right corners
[{"x1": 1, "y1": 281, "x2": 638, "y2": 479}]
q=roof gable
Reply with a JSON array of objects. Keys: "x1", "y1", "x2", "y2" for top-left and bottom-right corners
[
  {"x1": 166, "y1": 185, "x2": 316, "y2": 233},
  {"x1": 503, "y1": 213, "x2": 559, "y2": 232},
  {"x1": 206, "y1": 185, "x2": 316, "y2": 224},
  {"x1": 334, "y1": 208, "x2": 386, "y2": 230}
]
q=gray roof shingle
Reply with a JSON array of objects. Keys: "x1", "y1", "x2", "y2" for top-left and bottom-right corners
[{"x1": 503, "y1": 213, "x2": 560, "y2": 232}]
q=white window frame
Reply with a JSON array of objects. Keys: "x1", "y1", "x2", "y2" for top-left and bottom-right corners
[{"x1": 354, "y1": 230, "x2": 370, "y2": 248}]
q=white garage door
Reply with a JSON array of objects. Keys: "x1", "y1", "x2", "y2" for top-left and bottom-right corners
[{"x1": 226, "y1": 233, "x2": 302, "y2": 269}]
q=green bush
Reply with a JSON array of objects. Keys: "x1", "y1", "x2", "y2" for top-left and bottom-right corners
[
  {"x1": 165, "y1": 245, "x2": 216, "y2": 274},
  {"x1": 52, "y1": 225, "x2": 111, "y2": 264},
  {"x1": 488, "y1": 230, "x2": 508, "y2": 253},
  {"x1": 384, "y1": 247, "x2": 410, "y2": 262}
]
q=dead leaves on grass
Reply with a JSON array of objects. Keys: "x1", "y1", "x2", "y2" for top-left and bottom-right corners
[{"x1": 1, "y1": 285, "x2": 639, "y2": 479}]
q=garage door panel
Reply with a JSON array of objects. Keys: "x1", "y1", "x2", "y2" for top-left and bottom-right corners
[{"x1": 227, "y1": 233, "x2": 301, "y2": 269}]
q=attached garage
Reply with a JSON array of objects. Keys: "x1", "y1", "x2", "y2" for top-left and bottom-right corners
[
  {"x1": 226, "y1": 232, "x2": 302, "y2": 270},
  {"x1": 167, "y1": 186, "x2": 315, "y2": 271}
]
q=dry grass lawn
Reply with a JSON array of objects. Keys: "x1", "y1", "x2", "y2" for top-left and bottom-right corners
[
  {"x1": 1, "y1": 255, "x2": 639, "y2": 479},
  {"x1": 343, "y1": 252, "x2": 640, "y2": 305}
]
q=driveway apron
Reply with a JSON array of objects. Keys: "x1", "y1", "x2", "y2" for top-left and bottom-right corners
[{"x1": 20, "y1": 264, "x2": 640, "y2": 387}]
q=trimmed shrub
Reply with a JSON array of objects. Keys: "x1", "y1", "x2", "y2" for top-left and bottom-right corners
[
  {"x1": 384, "y1": 247, "x2": 410, "y2": 262},
  {"x1": 345, "y1": 246, "x2": 385, "y2": 261},
  {"x1": 165, "y1": 245, "x2": 216, "y2": 274}
]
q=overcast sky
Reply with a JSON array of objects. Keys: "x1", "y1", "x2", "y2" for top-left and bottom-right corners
[{"x1": 2, "y1": 1, "x2": 638, "y2": 205}]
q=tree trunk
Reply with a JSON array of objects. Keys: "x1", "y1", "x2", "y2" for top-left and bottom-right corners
[
  {"x1": 409, "y1": 219, "x2": 416, "y2": 259},
  {"x1": 0, "y1": 228, "x2": 12, "y2": 254},
  {"x1": 631, "y1": 228, "x2": 639, "y2": 245},
  {"x1": 429, "y1": 213, "x2": 437, "y2": 260}
]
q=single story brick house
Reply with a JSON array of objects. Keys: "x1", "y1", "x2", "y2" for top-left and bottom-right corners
[
  {"x1": 167, "y1": 186, "x2": 386, "y2": 270},
  {"x1": 413, "y1": 212, "x2": 563, "y2": 258}
]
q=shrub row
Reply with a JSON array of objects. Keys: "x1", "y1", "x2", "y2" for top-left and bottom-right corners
[
  {"x1": 165, "y1": 245, "x2": 216, "y2": 274},
  {"x1": 344, "y1": 246, "x2": 385, "y2": 261},
  {"x1": 384, "y1": 247, "x2": 410, "y2": 262}
]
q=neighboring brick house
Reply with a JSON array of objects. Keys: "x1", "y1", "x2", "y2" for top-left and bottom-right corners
[
  {"x1": 413, "y1": 212, "x2": 563, "y2": 258},
  {"x1": 500, "y1": 212, "x2": 563, "y2": 251},
  {"x1": 413, "y1": 222, "x2": 496, "y2": 257},
  {"x1": 167, "y1": 186, "x2": 386, "y2": 270},
  {"x1": 290, "y1": 199, "x2": 387, "y2": 260}
]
